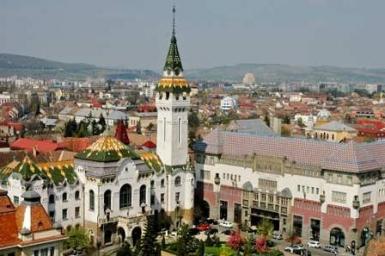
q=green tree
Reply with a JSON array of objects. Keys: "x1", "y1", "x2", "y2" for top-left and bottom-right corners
[
  {"x1": 176, "y1": 224, "x2": 198, "y2": 255},
  {"x1": 136, "y1": 121, "x2": 142, "y2": 134},
  {"x1": 243, "y1": 235, "x2": 254, "y2": 256},
  {"x1": 282, "y1": 115, "x2": 291, "y2": 124},
  {"x1": 98, "y1": 114, "x2": 106, "y2": 131},
  {"x1": 77, "y1": 121, "x2": 90, "y2": 137},
  {"x1": 256, "y1": 219, "x2": 274, "y2": 239},
  {"x1": 264, "y1": 115, "x2": 270, "y2": 127},
  {"x1": 137, "y1": 215, "x2": 160, "y2": 256},
  {"x1": 91, "y1": 120, "x2": 100, "y2": 135},
  {"x1": 65, "y1": 227, "x2": 90, "y2": 250},
  {"x1": 297, "y1": 117, "x2": 305, "y2": 128},
  {"x1": 116, "y1": 242, "x2": 133, "y2": 256},
  {"x1": 196, "y1": 240, "x2": 205, "y2": 256}
]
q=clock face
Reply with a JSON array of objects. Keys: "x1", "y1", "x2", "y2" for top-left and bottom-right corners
[
  {"x1": 174, "y1": 69, "x2": 180, "y2": 76},
  {"x1": 167, "y1": 70, "x2": 171, "y2": 75}
]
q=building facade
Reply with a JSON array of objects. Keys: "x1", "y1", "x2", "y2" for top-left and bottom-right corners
[{"x1": 194, "y1": 128, "x2": 385, "y2": 248}]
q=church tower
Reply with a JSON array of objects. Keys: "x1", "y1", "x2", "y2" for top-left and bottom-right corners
[{"x1": 156, "y1": 6, "x2": 190, "y2": 167}]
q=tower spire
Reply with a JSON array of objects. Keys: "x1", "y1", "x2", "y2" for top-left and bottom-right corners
[{"x1": 172, "y1": 5, "x2": 176, "y2": 38}]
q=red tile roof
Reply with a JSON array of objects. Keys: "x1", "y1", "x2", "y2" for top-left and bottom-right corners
[
  {"x1": 0, "y1": 190, "x2": 20, "y2": 248},
  {"x1": 142, "y1": 140, "x2": 156, "y2": 149},
  {"x1": 11, "y1": 138, "x2": 62, "y2": 153}
]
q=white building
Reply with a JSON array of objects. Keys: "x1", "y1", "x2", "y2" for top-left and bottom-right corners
[{"x1": 220, "y1": 96, "x2": 238, "y2": 111}]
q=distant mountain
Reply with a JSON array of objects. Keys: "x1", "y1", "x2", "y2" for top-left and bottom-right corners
[
  {"x1": 0, "y1": 53, "x2": 159, "y2": 80},
  {"x1": 186, "y1": 63, "x2": 385, "y2": 83}
]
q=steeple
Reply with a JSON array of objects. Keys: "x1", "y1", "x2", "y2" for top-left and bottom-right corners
[
  {"x1": 163, "y1": 5, "x2": 183, "y2": 74},
  {"x1": 157, "y1": 5, "x2": 190, "y2": 94}
]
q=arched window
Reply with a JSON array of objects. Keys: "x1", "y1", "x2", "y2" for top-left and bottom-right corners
[
  {"x1": 120, "y1": 184, "x2": 132, "y2": 208},
  {"x1": 62, "y1": 192, "x2": 67, "y2": 202},
  {"x1": 175, "y1": 176, "x2": 181, "y2": 187},
  {"x1": 139, "y1": 185, "x2": 146, "y2": 205},
  {"x1": 161, "y1": 179, "x2": 165, "y2": 188},
  {"x1": 89, "y1": 190, "x2": 95, "y2": 210},
  {"x1": 49, "y1": 194, "x2": 55, "y2": 204},
  {"x1": 104, "y1": 190, "x2": 111, "y2": 211},
  {"x1": 75, "y1": 191, "x2": 80, "y2": 200}
]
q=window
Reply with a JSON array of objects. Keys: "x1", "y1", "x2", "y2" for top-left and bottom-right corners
[
  {"x1": 332, "y1": 191, "x2": 347, "y2": 203},
  {"x1": 150, "y1": 180, "x2": 155, "y2": 189},
  {"x1": 139, "y1": 185, "x2": 146, "y2": 205},
  {"x1": 41, "y1": 248, "x2": 48, "y2": 256},
  {"x1": 119, "y1": 184, "x2": 132, "y2": 208},
  {"x1": 151, "y1": 194, "x2": 155, "y2": 205},
  {"x1": 175, "y1": 176, "x2": 181, "y2": 186},
  {"x1": 49, "y1": 194, "x2": 55, "y2": 204},
  {"x1": 62, "y1": 192, "x2": 67, "y2": 202},
  {"x1": 75, "y1": 207, "x2": 80, "y2": 218},
  {"x1": 161, "y1": 179, "x2": 165, "y2": 188},
  {"x1": 49, "y1": 211, "x2": 55, "y2": 220},
  {"x1": 75, "y1": 191, "x2": 80, "y2": 200},
  {"x1": 175, "y1": 192, "x2": 180, "y2": 203},
  {"x1": 87, "y1": 190, "x2": 95, "y2": 211},
  {"x1": 311, "y1": 187, "x2": 314, "y2": 194},
  {"x1": 104, "y1": 190, "x2": 111, "y2": 210},
  {"x1": 347, "y1": 176, "x2": 353, "y2": 185},
  {"x1": 13, "y1": 196, "x2": 19, "y2": 204},
  {"x1": 178, "y1": 118, "x2": 181, "y2": 144},
  {"x1": 316, "y1": 188, "x2": 319, "y2": 195},
  {"x1": 50, "y1": 247, "x2": 54, "y2": 256},
  {"x1": 337, "y1": 174, "x2": 342, "y2": 184},
  {"x1": 297, "y1": 185, "x2": 300, "y2": 192},
  {"x1": 363, "y1": 192, "x2": 371, "y2": 204},
  {"x1": 62, "y1": 209, "x2": 68, "y2": 220},
  {"x1": 163, "y1": 117, "x2": 166, "y2": 142},
  {"x1": 161, "y1": 193, "x2": 165, "y2": 204},
  {"x1": 34, "y1": 251, "x2": 39, "y2": 256}
]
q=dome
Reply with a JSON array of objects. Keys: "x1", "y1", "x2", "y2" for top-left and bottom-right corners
[
  {"x1": 242, "y1": 73, "x2": 256, "y2": 85},
  {"x1": 75, "y1": 136, "x2": 139, "y2": 162},
  {"x1": 317, "y1": 109, "x2": 331, "y2": 120}
]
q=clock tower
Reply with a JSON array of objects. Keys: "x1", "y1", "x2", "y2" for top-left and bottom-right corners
[{"x1": 156, "y1": 6, "x2": 190, "y2": 168}]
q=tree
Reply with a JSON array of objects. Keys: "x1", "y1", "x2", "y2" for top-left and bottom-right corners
[
  {"x1": 282, "y1": 115, "x2": 291, "y2": 124},
  {"x1": 146, "y1": 122, "x2": 154, "y2": 132},
  {"x1": 243, "y1": 235, "x2": 254, "y2": 256},
  {"x1": 297, "y1": 117, "x2": 305, "y2": 128},
  {"x1": 116, "y1": 242, "x2": 133, "y2": 256},
  {"x1": 137, "y1": 215, "x2": 160, "y2": 256},
  {"x1": 136, "y1": 121, "x2": 142, "y2": 134},
  {"x1": 257, "y1": 219, "x2": 274, "y2": 239},
  {"x1": 65, "y1": 227, "x2": 90, "y2": 250},
  {"x1": 98, "y1": 114, "x2": 106, "y2": 131},
  {"x1": 264, "y1": 115, "x2": 270, "y2": 127},
  {"x1": 196, "y1": 240, "x2": 205, "y2": 256},
  {"x1": 286, "y1": 232, "x2": 301, "y2": 246},
  {"x1": 77, "y1": 121, "x2": 90, "y2": 137},
  {"x1": 176, "y1": 224, "x2": 198, "y2": 256},
  {"x1": 91, "y1": 120, "x2": 101, "y2": 135}
]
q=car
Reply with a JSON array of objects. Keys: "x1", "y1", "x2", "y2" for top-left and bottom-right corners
[
  {"x1": 293, "y1": 249, "x2": 312, "y2": 256},
  {"x1": 206, "y1": 218, "x2": 219, "y2": 225},
  {"x1": 284, "y1": 245, "x2": 305, "y2": 253},
  {"x1": 197, "y1": 223, "x2": 211, "y2": 231},
  {"x1": 272, "y1": 231, "x2": 283, "y2": 240},
  {"x1": 323, "y1": 245, "x2": 338, "y2": 253},
  {"x1": 207, "y1": 228, "x2": 218, "y2": 235},
  {"x1": 307, "y1": 240, "x2": 321, "y2": 248},
  {"x1": 219, "y1": 220, "x2": 233, "y2": 228}
]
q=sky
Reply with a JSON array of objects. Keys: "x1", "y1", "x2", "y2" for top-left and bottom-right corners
[{"x1": 1, "y1": 0, "x2": 385, "y2": 70}]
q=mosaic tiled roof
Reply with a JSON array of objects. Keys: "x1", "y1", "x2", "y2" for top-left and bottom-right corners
[
  {"x1": 75, "y1": 136, "x2": 140, "y2": 162},
  {"x1": 139, "y1": 151, "x2": 162, "y2": 172},
  {"x1": 195, "y1": 128, "x2": 385, "y2": 173},
  {"x1": 0, "y1": 157, "x2": 77, "y2": 186}
]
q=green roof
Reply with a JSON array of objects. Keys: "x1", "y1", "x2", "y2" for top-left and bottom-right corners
[
  {"x1": 163, "y1": 35, "x2": 183, "y2": 74},
  {"x1": 75, "y1": 136, "x2": 140, "y2": 162}
]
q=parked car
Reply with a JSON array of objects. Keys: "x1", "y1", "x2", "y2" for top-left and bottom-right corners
[
  {"x1": 219, "y1": 220, "x2": 233, "y2": 228},
  {"x1": 272, "y1": 231, "x2": 283, "y2": 240},
  {"x1": 207, "y1": 228, "x2": 218, "y2": 235},
  {"x1": 294, "y1": 249, "x2": 312, "y2": 256},
  {"x1": 323, "y1": 245, "x2": 338, "y2": 254},
  {"x1": 206, "y1": 218, "x2": 219, "y2": 225},
  {"x1": 197, "y1": 223, "x2": 211, "y2": 231},
  {"x1": 284, "y1": 245, "x2": 305, "y2": 253},
  {"x1": 307, "y1": 240, "x2": 321, "y2": 248}
]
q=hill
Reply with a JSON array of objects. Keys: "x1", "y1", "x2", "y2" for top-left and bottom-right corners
[
  {"x1": 0, "y1": 53, "x2": 159, "y2": 80},
  {"x1": 186, "y1": 63, "x2": 385, "y2": 83}
]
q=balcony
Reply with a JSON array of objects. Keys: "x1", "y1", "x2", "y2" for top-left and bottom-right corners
[{"x1": 98, "y1": 216, "x2": 118, "y2": 225}]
